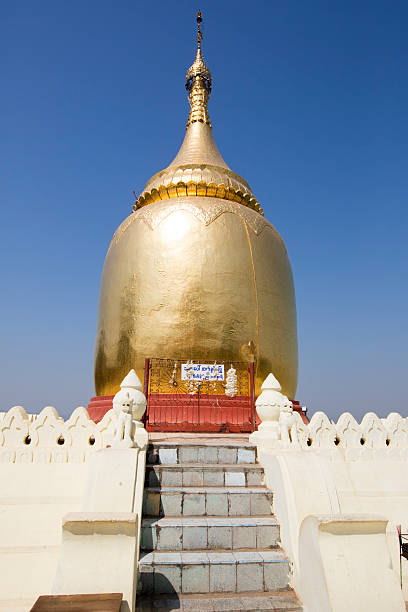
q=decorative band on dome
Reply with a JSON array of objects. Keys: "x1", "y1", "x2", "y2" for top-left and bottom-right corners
[{"x1": 133, "y1": 180, "x2": 263, "y2": 215}]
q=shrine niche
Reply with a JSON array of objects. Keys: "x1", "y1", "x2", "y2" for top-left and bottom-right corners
[{"x1": 144, "y1": 358, "x2": 255, "y2": 433}]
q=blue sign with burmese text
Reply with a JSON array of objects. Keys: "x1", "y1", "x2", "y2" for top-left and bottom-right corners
[{"x1": 181, "y1": 363, "x2": 225, "y2": 381}]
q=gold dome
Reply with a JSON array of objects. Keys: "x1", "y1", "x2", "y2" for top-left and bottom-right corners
[{"x1": 94, "y1": 12, "x2": 298, "y2": 398}]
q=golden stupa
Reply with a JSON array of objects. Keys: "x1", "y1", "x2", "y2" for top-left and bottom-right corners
[{"x1": 94, "y1": 12, "x2": 298, "y2": 398}]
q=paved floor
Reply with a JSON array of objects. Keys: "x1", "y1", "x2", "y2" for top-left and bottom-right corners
[{"x1": 148, "y1": 433, "x2": 252, "y2": 446}]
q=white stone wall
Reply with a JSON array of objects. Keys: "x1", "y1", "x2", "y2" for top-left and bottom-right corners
[
  {"x1": 0, "y1": 459, "x2": 87, "y2": 610},
  {"x1": 0, "y1": 405, "x2": 144, "y2": 612},
  {"x1": 255, "y1": 410, "x2": 408, "y2": 612}
]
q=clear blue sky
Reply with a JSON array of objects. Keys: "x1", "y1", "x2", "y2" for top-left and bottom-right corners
[{"x1": 1, "y1": 0, "x2": 407, "y2": 421}]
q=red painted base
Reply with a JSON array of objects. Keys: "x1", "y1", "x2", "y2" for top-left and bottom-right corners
[
  {"x1": 147, "y1": 393, "x2": 254, "y2": 433},
  {"x1": 87, "y1": 395, "x2": 114, "y2": 424},
  {"x1": 87, "y1": 395, "x2": 309, "y2": 428}
]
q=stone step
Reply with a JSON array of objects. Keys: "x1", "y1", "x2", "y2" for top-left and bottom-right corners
[
  {"x1": 147, "y1": 445, "x2": 256, "y2": 466},
  {"x1": 143, "y1": 487, "x2": 273, "y2": 517},
  {"x1": 141, "y1": 516, "x2": 280, "y2": 551},
  {"x1": 146, "y1": 463, "x2": 264, "y2": 488},
  {"x1": 138, "y1": 550, "x2": 290, "y2": 595},
  {"x1": 136, "y1": 591, "x2": 302, "y2": 611}
]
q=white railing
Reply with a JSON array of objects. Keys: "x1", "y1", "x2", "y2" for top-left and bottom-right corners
[
  {"x1": 292, "y1": 410, "x2": 408, "y2": 453},
  {"x1": 0, "y1": 405, "x2": 116, "y2": 463}
]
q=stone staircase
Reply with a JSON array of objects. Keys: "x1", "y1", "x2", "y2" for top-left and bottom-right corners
[{"x1": 137, "y1": 439, "x2": 302, "y2": 611}]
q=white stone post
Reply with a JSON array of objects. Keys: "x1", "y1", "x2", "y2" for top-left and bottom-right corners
[
  {"x1": 111, "y1": 369, "x2": 148, "y2": 450},
  {"x1": 249, "y1": 373, "x2": 293, "y2": 447}
]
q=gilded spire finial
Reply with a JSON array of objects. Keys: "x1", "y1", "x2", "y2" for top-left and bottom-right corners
[
  {"x1": 133, "y1": 9, "x2": 264, "y2": 216},
  {"x1": 185, "y1": 10, "x2": 212, "y2": 127}
]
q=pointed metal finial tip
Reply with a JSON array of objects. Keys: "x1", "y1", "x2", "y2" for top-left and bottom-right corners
[{"x1": 196, "y1": 10, "x2": 203, "y2": 47}]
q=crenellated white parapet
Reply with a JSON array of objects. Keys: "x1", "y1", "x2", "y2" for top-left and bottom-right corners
[
  {"x1": 0, "y1": 404, "x2": 114, "y2": 463},
  {"x1": 284, "y1": 410, "x2": 408, "y2": 457},
  {"x1": 0, "y1": 370, "x2": 148, "y2": 463},
  {"x1": 0, "y1": 371, "x2": 149, "y2": 611},
  {"x1": 252, "y1": 374, "x2": 408, "y2": 612},
  {"x1": 250, "y1": 371, "x2": 408, "y2": 456}
]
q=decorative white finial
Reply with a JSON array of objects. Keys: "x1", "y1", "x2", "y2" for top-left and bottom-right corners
[
  {"x1": 261, "y1": 373, "x2": 282, "y2": 392},
  {"x1": 120, "y1": 369, "x2": 143, "y2": 391},
  {"x1": 250, "y1": 372, "x2": 297, "y2": 448}
]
